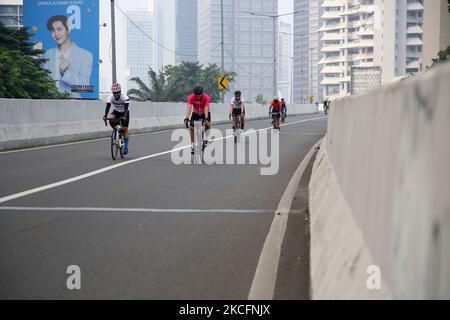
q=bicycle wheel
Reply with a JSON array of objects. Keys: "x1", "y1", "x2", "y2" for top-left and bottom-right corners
[
  {"x1": 193, "y1": 121, "x2": 203, "y2": 164},
  {"x1": 111, "y1": 129, "x2": 119, "y2": 160},
  {"x1": 119, "y1": 130, "x2": 125, "y2": 159}
]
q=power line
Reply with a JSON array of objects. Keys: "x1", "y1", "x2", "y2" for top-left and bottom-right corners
[
  {"x1": 223, "y1": 46, "x2": 253, "y2": 78},
  {"x1": 114, "y1": 2, "x2": 196, "y2": 58}
]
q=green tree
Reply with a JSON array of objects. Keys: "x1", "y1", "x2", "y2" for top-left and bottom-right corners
[
  {"x1": 0, "y1": 22, "x2": 67, "y2": 99},
  {"x1": 255, "y1": 93, "x2": 268, "y2": 106},
  {"x1": 166, "y1": 61, "x2": 203, "y2": 102},
  {"x1": 431, "y1": 44, "x2": 450, "y2": 66},
  {"x1": 128, "y1": 66, "x2": 168, "y2": 102},
  {"x1": 198, "y1": 64, "x2": 236, "y2": 103},
  {"x1": 128, "y1": 61, "x2": 235, "y2": 103}
]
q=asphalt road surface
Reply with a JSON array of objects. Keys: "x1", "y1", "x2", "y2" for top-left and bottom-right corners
[{"x1": 0, "y1": 113, "x2": 327, "y2": 299}]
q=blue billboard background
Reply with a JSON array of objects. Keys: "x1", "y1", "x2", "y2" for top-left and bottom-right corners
[{"x1": 24, "y1": 0, "x2": 99, "y2": 99}]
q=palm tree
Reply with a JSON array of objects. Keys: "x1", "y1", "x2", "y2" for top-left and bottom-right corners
[
  {"x1": 127, "y1": 61, "x2": 236, "y2": 102},
  {"x1": 128, "y1": 67, "x2": 166, "y2": 101}
]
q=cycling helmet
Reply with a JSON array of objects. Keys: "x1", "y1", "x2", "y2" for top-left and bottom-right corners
[
  {"x1": 234, "y1": 90, "x2": 241, "y2": 98},
  {"x1": 193, "y1": 84, "x2": 203, "y2": 95},
  {"x1": 111, "y1": 82, "x2": 121, "y2": 93},
  {"x1": 274, "y1": 96, "x2": 279, "y2": 101}
]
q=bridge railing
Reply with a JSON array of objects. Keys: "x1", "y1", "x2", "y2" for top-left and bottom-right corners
[{"x1": 0, "y1": 100, "x2": 317, "y2": 151}]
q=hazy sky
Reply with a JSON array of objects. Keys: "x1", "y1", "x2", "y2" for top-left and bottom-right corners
[
  {"x1": 279, "y1": 0, "x2": 294, "y2": 26},
  {"x1": 108, "y1": 0, "x2": 294, "y2": 25},
  {"x1": 98, "y1": 0, "x2": 294, "y2": 92}
]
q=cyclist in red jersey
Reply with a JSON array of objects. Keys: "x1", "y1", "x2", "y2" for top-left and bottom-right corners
[
  {"x1": 184, "y1": 84, "x2": 211, "y2": 154},
  {"x1": 269, "y1": 96, "x2": 282, "y2": 130}
]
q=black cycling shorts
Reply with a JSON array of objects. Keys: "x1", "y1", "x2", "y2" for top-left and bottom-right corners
[
  {"x1": 271, "y1": 112, "x2": 281, "y2": 119},
  {"x1": 111, "y1": 110, "x2": 130, "y2": 127},
  {"x1": 232, "y1": 108, "x2": 243, "y2": 116},
  {"x1": 190, "y1": 112, "x2": 211, "y2": 127}
]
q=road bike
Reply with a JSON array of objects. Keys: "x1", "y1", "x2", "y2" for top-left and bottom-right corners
[
  {"x1": 232, "y1": 114, "x2": 243, "y2": 144},
  {"x1": 281, "y1": 108, "x2": 287, "y2": 124},
  {"x1": 185, "y1": 118, "x2": 207, "y2": 164},
  {"x1": 105, "y1": 118, "x2": 126, "y2": 160},
  {"x1": 270, "y1": 112, "x2": 281, "y2": 131}
]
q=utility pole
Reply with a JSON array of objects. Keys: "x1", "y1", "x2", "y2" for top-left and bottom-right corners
[
  {"x1": 221, "y1": 0, "x2": 225, "y2": 103},
  {"x1": 310, "y1": 47, "x2": 314, "y2": 103},
  {"x1": 273, "y1": 16, "x2": 277, "y2": 98},
  {"x1": 301, "y1": 35, "x2": 305, "y2": 103},
  {"x1": 111, "y1": 0, "x2": 117, "y2": 84}
]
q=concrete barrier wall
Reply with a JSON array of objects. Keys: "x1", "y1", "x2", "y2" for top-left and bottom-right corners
[
  {"x1": 309, "y1": 61, "x2": 450, "y2": 299},
  {"x1": 0, "y1": 99, "x2": 317, "y2": 151}
]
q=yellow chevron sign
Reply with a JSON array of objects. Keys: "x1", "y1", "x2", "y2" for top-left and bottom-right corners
[{"x1": 218, "y1": 76, "x2": 229, "y2": 91}]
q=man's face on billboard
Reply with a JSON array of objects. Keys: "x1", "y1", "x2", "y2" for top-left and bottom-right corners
[{"x1": 50, "y1": 21, "x2": 70, "y2": 46}]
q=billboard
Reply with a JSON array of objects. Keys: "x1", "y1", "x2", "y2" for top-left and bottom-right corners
[
  {"x1": 350, "y1": 66, "x2": 382, "y2": 96},
  {"x1": 23, "y1": 0, "x2": 99, "y2": 99}
]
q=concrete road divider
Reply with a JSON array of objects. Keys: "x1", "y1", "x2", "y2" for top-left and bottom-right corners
[
  {"x1": 309, "y1": 61, "x2": 450, "y2": 299},
  {"x1": 0, "y1": 100, "x2": 317, "y2": 151}
]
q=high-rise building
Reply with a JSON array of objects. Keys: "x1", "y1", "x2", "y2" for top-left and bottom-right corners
[
  {"x1": 154, "y1": 0, "x2": 176, "y2": 71},
  {"x1": 0, "y1": 0, "x2": 22, "y2": 29},
  {"x1": 198, "y1": 0, "x2": 278, "y2": 102},
  {"x1": 154, "y1": 0, "x2": 198, "y2": 69},
  {"x1": 278, "y1": 21, "x2": 292, "y2": 102},
  {"x1": 401, "y1": 0, "x2": 424, "y2": 75},
  {"x1": 318, "y1": 0, "x2": 427, "y2": 99},
  {"x1": 175, "y1": 0, "x2": 198, "y2": 64},
  {"x1": 319, "y1": 0, "x2": 376, "y2": 98},
  {"x1": 126, "y1": 10, "x2": 154, "y2": 92},
  {"x1": 293, "y1": 0, "x2": 310, "y2": 103},
  {"x1": 309, "y1": 0, "x2": 323, "y2": 102},
  {"x1": 423, "y1": 0, "x2": 450, "y2": 68}
]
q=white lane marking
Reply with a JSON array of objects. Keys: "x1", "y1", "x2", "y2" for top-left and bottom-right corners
[
  {"x1": 0, "y1": 207, "x2": 272, "y2": 214},
  {"x1": 248, "y1": 139, "x2": 322, "y2": 300},
  {"x1": 278, "y1": 132, "x2": 324, "y2": 136},
  {"x1": 0, "y1": 114, "x2": 324, "y2": 155},
  {"x1": 0, "y1": 138, "x2": 110, "y2": 155},
  {"x1": 0, "y1": 129, "x2": 174, "y2": 155},
  {"x1": 0, "y1": 116, "x2": 325, "y2": 205},
  {"x1": 212, "y1": 116, "x2": 327, "y2": 142},
  {"x1": 0, "y1": 146, "x2": 185, "y2": 204}
]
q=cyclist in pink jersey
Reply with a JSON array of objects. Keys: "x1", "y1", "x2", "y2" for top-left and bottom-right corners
[{"x1": 184, "y1": 84, "x2": 212, "y2": 154}]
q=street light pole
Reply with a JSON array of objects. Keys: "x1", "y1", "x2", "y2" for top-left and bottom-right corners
[
  {"x1": 310, "y1": 47, "x2": 314, "y2": 102},
  {"x1": 246, "y1": 10, "x2": 306, "y2": 100},
  {"x1": 221, "y1": 0, "x2": 225, "y2": 103},
  {"x1": 110, "y1": 0, "x2": 117, "y2": 84},
  {"x1": 273, "y1": 16, "x2": 277, "y2": 97}
]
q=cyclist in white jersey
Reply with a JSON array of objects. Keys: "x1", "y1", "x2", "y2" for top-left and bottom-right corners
[
  {"x1": 229, "y1": 89, "x2": 245, "y2": 132},
  {"x1": 103, "y1": 83, "x2": 130, "y2": 154}
]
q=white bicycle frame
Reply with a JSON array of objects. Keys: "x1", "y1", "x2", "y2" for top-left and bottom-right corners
[
  {"x1": 233, "y1": 115, "x2": 242, "y2": 143},
  {"x1": 193, "y1": 120, "x2": 204, "y2": 164},
  {"x1": 113, "y1": 124, "x2": 124, "y2": 148}
]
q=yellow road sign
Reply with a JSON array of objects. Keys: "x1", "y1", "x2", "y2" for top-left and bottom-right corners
[{"x1": 218, "y1": 76, "x2": 229, "y2": 91}]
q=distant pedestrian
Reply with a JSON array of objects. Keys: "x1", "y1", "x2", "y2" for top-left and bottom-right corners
[{"x1": 323, "y1": 97, "x2": 330, "y2": 115}]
